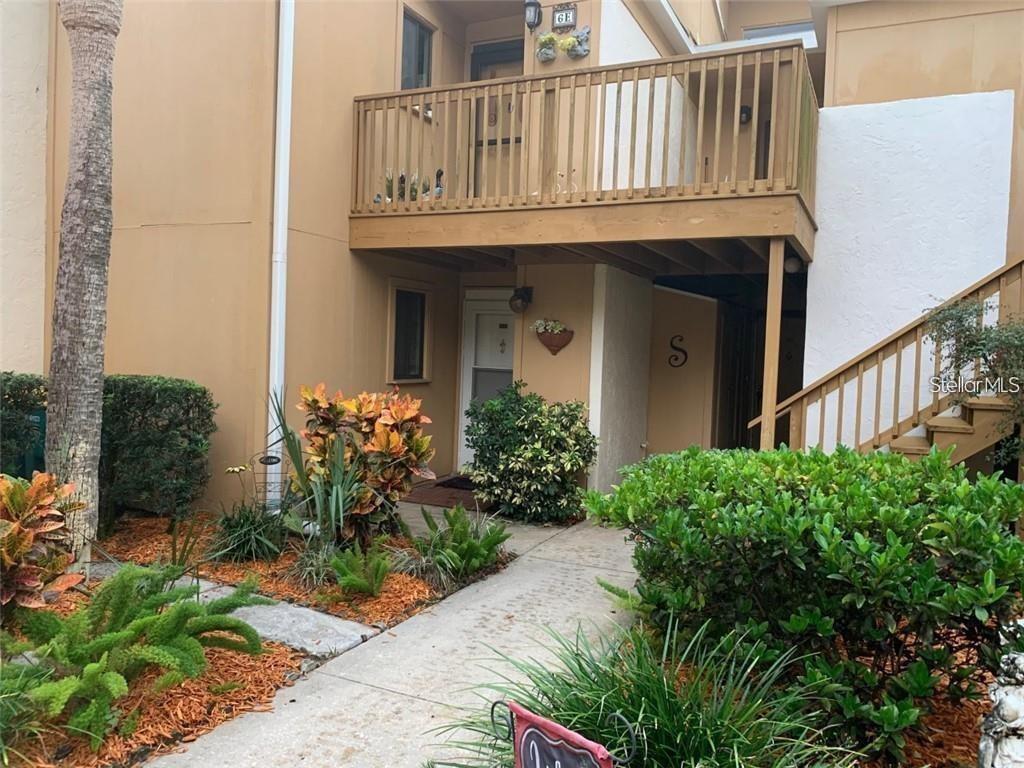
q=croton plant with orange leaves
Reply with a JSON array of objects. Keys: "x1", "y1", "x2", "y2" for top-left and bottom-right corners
[
  {"x1": 297, "y1": 384, "x2": 436, "y2": 539},
  {"x1": 0, "y1": 472, "x2": 84, "y2": 614}
]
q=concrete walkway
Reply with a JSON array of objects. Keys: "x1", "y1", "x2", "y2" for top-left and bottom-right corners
[{"x1": 151, "y1": 513, "x2": 635, "y2": 767}]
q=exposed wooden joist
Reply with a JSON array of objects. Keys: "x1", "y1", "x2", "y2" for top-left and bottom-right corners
[
  {"x1": 690, "y1": 239, "x2": 746, "y2": 273},
  {"x1": 738, "y1": 237, "x2": 768, "y2": 262},
  {"x1": 638, "y1": 242, "x2": 701, "y2": 274},
  {"x1": 589, "y1": 242, "x2": 669, "y2": 274},
  {"x1": 558, "y1": 243, "x2": 655, "y2": 278},
  {"x1": 385, "y1": 249, "x2": 464, "y2": 271},
  {"x1": 514, "y1": 245, "x2": 593, "y2": 265}
]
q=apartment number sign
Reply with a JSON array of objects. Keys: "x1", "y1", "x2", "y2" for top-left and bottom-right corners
[{"x1": 552, "y1": 3, "x2": 577, "y2": 32}]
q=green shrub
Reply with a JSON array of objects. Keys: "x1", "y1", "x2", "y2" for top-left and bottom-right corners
[
  {"x1": 464, "y1": 382, "x2": 597, "y2": 523},
  {"x1": 330, "y1": 541, "x2": 390, "y2": 596},
  {"x1": 99, "y1": 375, "x2": 218, "y2": 528},
  {"x1": 5, "y1": 564, "x2": 268, "y2": 750},
  {"x1": 587, "y1": 446, "x2": 1024, "y2": 760},
  {"x1": 210, "y1": 502, "x2": 285, "y2": 562},
  {"x1": 0, "y1": 373, "x2": 46, "y2": 477},
  {"x1": 397, "y1": 505, "x2": 509, "y2": 591},
  {"x1": 428, "y1": 624, "x2": 855, "y2": 768},
  {"x1": 0, "y1": 372, "x2": 218, "y2": 534}
]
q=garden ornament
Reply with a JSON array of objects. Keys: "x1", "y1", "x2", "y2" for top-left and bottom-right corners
[{"x1": 980, "y1": 653, "x2": 1024, "y2": 767}]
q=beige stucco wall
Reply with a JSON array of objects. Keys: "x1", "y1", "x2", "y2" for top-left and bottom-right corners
[
  {"x1": 825, "y1": 0, "x2": 1024, "y2": 256},
  {"x1": 646, "y1": 287, "x2": 719, "y2": 453},
  {"x1": 287, "y1": 0, "x2": 469, "y2": 477},
  {"x1": 514, "y1": 262, "x2": 594, "y2": 404},
  {"x1": 668, "y1": 0, "x2": 727, "y2": 44},
  {"x1": 725, "y1": 0, "x2": 810, "y2": 40},
  {"x1": 48, "y1": 0, "x2": 278, "y2": 506},
  {"x1": 1, "y1": 0, "x2": 49, "y2": 374}
]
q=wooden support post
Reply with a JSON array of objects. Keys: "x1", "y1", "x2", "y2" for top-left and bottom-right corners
[{"x1": 760, "y1": 237, "x2": 785, "y2": 449}]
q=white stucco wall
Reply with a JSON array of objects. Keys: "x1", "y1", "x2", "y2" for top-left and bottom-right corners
[
  {"x1": 804, "y1": 90, "x2": 1014, "y2": 449},
  {"x1": 588, "y1": 265, "x2": 652, "y2": 490},
  {"x1": 597, "y1": 0, "x2": 693, "y2": 191},
  {"x1": 0, "y1": 0, "x2": 49, "y2": 373}
]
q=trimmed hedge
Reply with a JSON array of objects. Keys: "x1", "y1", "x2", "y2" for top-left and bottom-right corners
[
  {"x1": 588, "y1": 446, "x2": 1024, "y2": 760},
  {"x1": 1, "y1": 372, "x2": 217, "y2": 532}
]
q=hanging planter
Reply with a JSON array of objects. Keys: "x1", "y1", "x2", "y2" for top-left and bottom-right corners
[
  {"x1": 558, "y1": 26, "x2": 591, "y2": 59},
  {"x1": 536, "y1": 32, "x2": 558, "y2": 63},
  {"x1": 532, "y1": 319, "x2": 574, "y2": 355}
]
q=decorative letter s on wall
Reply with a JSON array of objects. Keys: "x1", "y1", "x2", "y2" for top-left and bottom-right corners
[{"x1": 668, "y1": 335, "x2": 688, "y2": 368}]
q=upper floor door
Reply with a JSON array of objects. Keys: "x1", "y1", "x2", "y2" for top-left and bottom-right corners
[{"x1": 469, "y1": 40, "x2": 524, "y2": 201}]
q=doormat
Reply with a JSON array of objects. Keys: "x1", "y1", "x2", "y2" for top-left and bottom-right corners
[{"x1": 437, "y1": 475, "x2": 475, "y2": 490}]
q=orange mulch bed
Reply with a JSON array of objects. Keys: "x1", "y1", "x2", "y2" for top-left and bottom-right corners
[
  {"x1": 900, "y1": 695, "x2": 987, "y2": 767},
  {"x1": 94, "y1": 514, "x2": 218, "y2": 566},
  {"x1": 95, "y1": 515, "x2": 439, "y2": 628},
  {"x1": 12, "y1": 642, "x2": 303, "y2": 768}
]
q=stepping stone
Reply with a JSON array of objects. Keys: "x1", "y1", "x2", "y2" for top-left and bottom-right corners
[{"x1": 187, "y1": 579, "x2": 379, "y2": 659}]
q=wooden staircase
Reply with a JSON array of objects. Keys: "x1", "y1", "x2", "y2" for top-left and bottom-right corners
[
  {"x1": 751, "y1": 260, "x2": 1024, "y2": 462},
  {"x1": 890, "y1": 396, "x2": 1013, "y2": 463}
]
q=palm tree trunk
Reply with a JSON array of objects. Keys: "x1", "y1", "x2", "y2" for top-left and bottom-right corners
[{"x1": 46, "y1": 0, "x2": 123, "y2": 562}]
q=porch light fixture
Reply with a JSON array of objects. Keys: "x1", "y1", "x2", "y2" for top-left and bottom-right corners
[
  {"x1": 784, "y1": 255, "x2": 804, "y2": 274},
  {"x1": 509, "y1": 286, "x2": 534, "y2": 313},
  {"x1": 524, "y1": 0, "x2": 542, "y2": 31}
]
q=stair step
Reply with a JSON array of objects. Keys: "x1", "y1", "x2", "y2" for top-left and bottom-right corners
[
  {"x1": 926, "y1": 416, "x2": 974, "y2": 434},
  {"x1": 890, "y1": 435, "x2": 932, "y2": 455},
  {"x1": 966, "y1": 396, "x2": 1013, "y2": 412}
]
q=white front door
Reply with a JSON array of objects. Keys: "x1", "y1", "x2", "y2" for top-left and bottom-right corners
[{"x1": 458, "y1": 291, "x2": 515, "y2": 469}]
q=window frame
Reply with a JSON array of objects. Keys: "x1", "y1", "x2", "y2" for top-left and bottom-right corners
[
  {"x1": 401, "y1": 9, "x2": 434, "y2": 91},
  {"x1": 386, "y1": 277, "x2": 434, "y2": 385}
]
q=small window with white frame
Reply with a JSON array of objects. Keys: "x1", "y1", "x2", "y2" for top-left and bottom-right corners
[{"x1": 387, "y1": 279, "x2": 432, "y2": 383}]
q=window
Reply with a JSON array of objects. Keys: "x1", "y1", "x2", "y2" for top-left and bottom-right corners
[
  {"x1": 388, "y1": 282, "x2": 432, "y2": 382},
  {"x1": 401, "y1": 12, "x2": 433, "y2": 90}
]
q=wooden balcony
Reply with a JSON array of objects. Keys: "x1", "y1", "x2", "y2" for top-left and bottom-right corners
[{"x1": 349, "y1": 41, "x2": 818, "y2": 269}]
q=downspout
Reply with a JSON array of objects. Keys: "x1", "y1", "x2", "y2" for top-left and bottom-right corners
[{"x1": 266, "y1": 0, "x2": 295, "y2": 504}]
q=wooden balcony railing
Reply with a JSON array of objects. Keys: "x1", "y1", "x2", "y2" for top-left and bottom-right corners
[
  {"x1": 350, "y1": 41, "x2": 817, "y2": 216},
  {"x1": 750, "y1": 259, "x2": 1024, "y2": 452}
]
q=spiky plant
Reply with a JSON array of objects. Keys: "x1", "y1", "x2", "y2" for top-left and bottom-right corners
[
  {"x1": 391, "y1": 506, "x2": 509, "y2": 592},
  {"x1": 428, "y1": 624, "x2": 858, "y2": 768}
]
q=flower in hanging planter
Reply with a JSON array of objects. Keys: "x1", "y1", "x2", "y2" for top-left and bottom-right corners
[
  {"x1": 532, "y1": 319, "x2": 574, "y2": 355},
  {"x1": 531, "y1": 318, "x2": 568, "y2": 334},
  {"x1": 535, "y1": 32, "x2": 558, "y2": 63},
  {"x1": 559, "y1": 26, "x2": 591, "y2": 59}
]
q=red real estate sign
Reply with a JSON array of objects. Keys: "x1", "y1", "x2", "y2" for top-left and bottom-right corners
[{"x1": 509, "y1": 701, "x2": 614, "y2": 768}]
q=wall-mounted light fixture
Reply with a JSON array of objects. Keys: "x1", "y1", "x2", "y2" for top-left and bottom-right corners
[
  {"x1": 739, "y1": 105, "x2": 752, "y2": 125},
  {"x1": 509, "y1": 286, "x2": 534, "y2": 313},
  {"x1": 524, "y1": 0, "x2": 543, "y2": 31},
  {"x1": 784, "y1": 255, "x2": 804, "y2": 274}
]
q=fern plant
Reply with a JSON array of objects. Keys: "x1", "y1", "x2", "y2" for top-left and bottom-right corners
[
  {"x1": 330, "y1": 541, "x2": 390, "y2": 597},
  {"x1": 7, "y1": 564, "x2": 269, "y2": 750}
]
